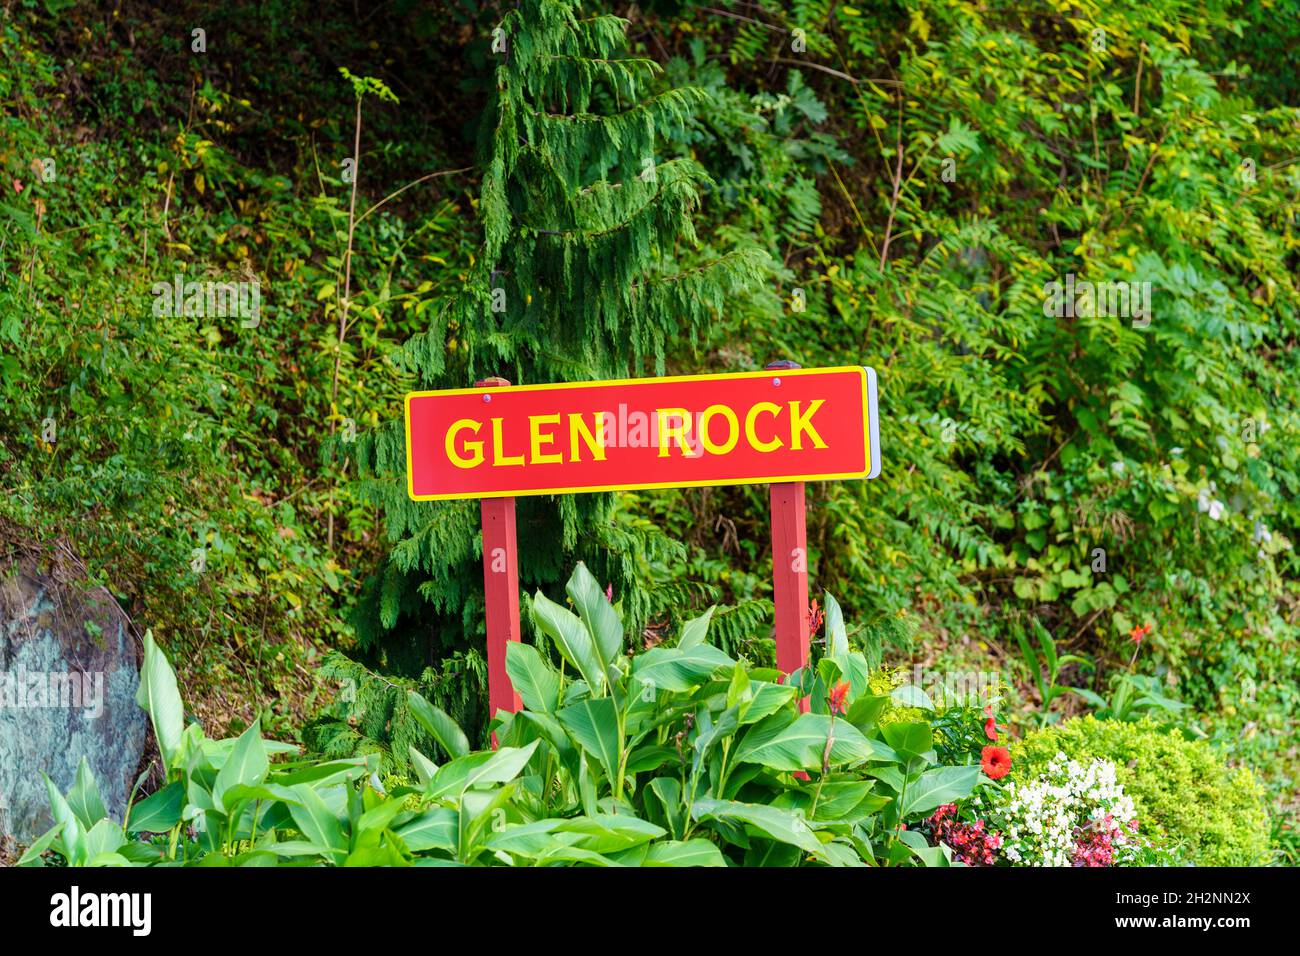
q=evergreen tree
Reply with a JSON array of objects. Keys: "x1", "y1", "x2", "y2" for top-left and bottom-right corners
[{"x1": 349, "y1": 0, "x2": 770, "y2": 708}]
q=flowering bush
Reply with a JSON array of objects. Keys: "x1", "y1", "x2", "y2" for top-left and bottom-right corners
[
  {"x1": 1013, "y1": 717, "x2": 1272, "y2": 865},
  {"x1": 926, "y1": 804, "x2": 1002, "y2": 866},
  {"x1": 987, "y1": 753, "x2": 1145, "y2": 867}
]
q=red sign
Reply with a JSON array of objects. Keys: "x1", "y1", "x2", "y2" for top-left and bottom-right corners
[{"x1": 404, "y1": 366, "x2": 880, "y2": 501}]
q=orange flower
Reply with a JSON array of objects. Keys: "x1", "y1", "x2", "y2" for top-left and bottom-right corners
[
  {"x1": 981, "y1": 745, "x2": 1012, "y2": 780},
  {"x1": 827, "y1": 680, "x2": 851, "y2": 716},
  {"x1": 808, "y1": 599, "x2": 824, "y2": 634},
  {"x1": 1129, "y1": 622, "x2": 1153, "y2": 644}
]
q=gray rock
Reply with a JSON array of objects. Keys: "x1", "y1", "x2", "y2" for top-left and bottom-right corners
[{"x1": 0, "y1": 552, "x2": 148, "y2": 845}]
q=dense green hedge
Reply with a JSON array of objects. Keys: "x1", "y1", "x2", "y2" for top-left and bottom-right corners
[{"x1": 1013, "y1": 716, "x2": 1271, "y2": 865}]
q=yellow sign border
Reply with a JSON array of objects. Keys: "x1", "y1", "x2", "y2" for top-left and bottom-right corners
[{"x1": 404, "y1": 366, "x2": 879, "y2": 501}]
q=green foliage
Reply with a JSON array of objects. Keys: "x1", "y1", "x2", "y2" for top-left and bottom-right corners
[
  {"x1": 1012, "y1": 617, "x2": 1095, "y2": 726},
  {"x1": 6, "y1": 0, "x2": 1298, "y2": 862},
  {"x1": 299, "y1": 649, "x2": 488, "y2": 775},
  {"x1": 1068, "y1": 672, "x2": 1193, "y2": 728},
  {"x1": 0, "y1": 7, "x2": 476, "y2": 734},
  {"x1": 639, "y1": 0, "x2": 1300, "y2": 833},
  {"x1": 347, "y1": 0, "x2": 772, "y2": 696},
  {"x1": 1012, "y1": 716, "x2": 1272, "y2": 866},
  {"x1": 26, "y1": 568, "x2": 987, "y2": 867}
]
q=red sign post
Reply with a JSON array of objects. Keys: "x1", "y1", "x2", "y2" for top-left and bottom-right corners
[
  {"x1": 474, "y1": 379, "x2": 524, "y2": 740},
  {"x1": 406, "y1": 366, "x2": 881, "y2": 727}
]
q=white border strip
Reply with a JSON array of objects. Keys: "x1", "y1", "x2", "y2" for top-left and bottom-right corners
[{"x1": 864, "y1": 366, "x2": 882, "y2": 479}]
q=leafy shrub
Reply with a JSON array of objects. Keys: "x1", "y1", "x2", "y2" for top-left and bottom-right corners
[
  {"x1": 25, "y1": 567, "x2": 992, "y2": 867},
  {"x1": 1012, "y1": 716, "x2": 1270, "y2": 865}
]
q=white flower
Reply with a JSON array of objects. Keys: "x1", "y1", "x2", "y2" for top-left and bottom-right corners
[
  {"x1": 987, "y1": 756, "x2": 1141, "y2": 867},
  {"x1": 1208, "y1": 500, "x2": 1225, "y2": 521}
]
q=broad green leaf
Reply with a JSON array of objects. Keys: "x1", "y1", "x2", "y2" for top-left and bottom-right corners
[
  {"x1": 553, "y1": 815, "x2": 665, "y2": 854},
  {"x1": 344, "y1": 843, "x2": 410, "y2": 867},
  {"x1": 515, "y1": 710, "x2": 578, "y2": 774},
  {"x1": 566, "y1": 561, "x2": 623, "y2": 681},
  {"x1": 485, "y1": 820, "x2": 573, "y2": 857},
  {"x1": 81, "y1": 819, "x2": 126, "y2": 863},
  {"x1": 899, "y1": 826, "x2": 952, "y2": 866},
  {"x1": 845, "y1": 693, "x2": 890, "y2": 732},
  {"x1": 817, "y1": 839, "x2": 869, "y2": 867},
  {"x1": 408, "y1": 746, "x2": 439, "y2": 786},
  {"x1": 738, "y1": 681, "x2": 799, "y2": 725},
  {"x1": 735, "y1": 713, "x2": 875, "y2": 771},
  {"x1": 118, "y1": 841, "x2": 166, "y2": 864},
  {"x1": 556, "y1": 697, "x2": 621, "y2": 782},
  {"x1": 743, "y1": 840, "x2": 802, "y2": 867},
  {"x1": 624, "y1": 744, "x2": 677, "y2": 774},
  {"x1": 823, "y1": 591, "x2": 849, "y2": 659},
  {"x1": 692, "y1": 797, "x2": 833, "y2": 863},
  {"x1": 135, "y1": 630, "x2": 185, "y2": 775},
  {"x1": 67, "y1": 757, "x2": 108, "y2": 829},
  {"x1": 677, "y1": 605, "x2": 716, "y2": 649},
  {"x1": 43, "y1": 774, "x2": 84, "y2": 863},
  {"x1": 531, "y1": 589, "x2": 605, "y2": 694},
  {"x1": 505, "y1": 641, "x2": 561, "y2": 714},
  {"x1": 426, "y1": 741, "x2": 540, "y2": 800},
  {"x1": 394, "y1": 807, "x2": 457, "y2": 852},
  {"x1": 16, "y1": 821, "x2": 64, "y2": 866},
  {"x1": 287, "y1": 784, "x2": 347, "y2": 861},
  {"x1": 273, "y1": 754, "x2": 376, "y2": 788},
  {"x1": 782, "y1": 780, "x2": 887, "y2": 823},
  {"x1": 266, "y1": 841, "x2": 338, "y2": 859},
  {"x1": 407, "y1": 691, "x2": 471, "y2": 759},
  {"x1": 632, "y1": 644, "x2": 734, "y2": 692},
  {"x1": 214, "y1": 719, "x2": 269, "y2": 811},
  {"x1": 726, "y1": 662, "x2": 750, "y2": 707},
  {"x1": 458, "y1": 785, "x2": 517, "y2": 863},
  {"x1": 356, "y1": 796, "x2": 410, "y2": 837},
  {"x1": 126, "y1": 781, "x2": 184, "y2": 833},
  {"x1": 900, "y1": 765, "x2": 983, "y2": 818},
  {"x1": 644, "y1": 777, "x2": 685, "y2": 840},
  {"x1": 639, "y1": 839, "x2": 726, "y2": 867},
  {"x1": 880, "y1": 721, "x2": 933, "y2": 759}
]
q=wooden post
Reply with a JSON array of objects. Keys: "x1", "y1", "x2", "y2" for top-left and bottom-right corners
[
  {"x1": 476, "y1": 378, "x2": 522, "y2": 742},
  {"x1": 766, "y1": 361, "x2": 811, "y2": 713}
]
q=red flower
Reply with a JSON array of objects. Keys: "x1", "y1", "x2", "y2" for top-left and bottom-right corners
[
  {"x1": 981, "y1": 745, "x2": 1012, "y2": 780},
  {"x1": 808, "y1": 599, "x2": 824, "y2": 634},
  {"x1": 11, "y1": 179, "x2": 22, "y2": 194},
  {"x1": 1129, "y1": 622, "x2": 1152, "y2": 644},
  {"x1": 926, "y1": 804, "x2": 1002, "y2": 866},
  {"x1": 984, "y1": 716, "x2": 999, "y2": 741},
  {"x1": 827, "y1": 680, "x2": 850, "y2": 716}
]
